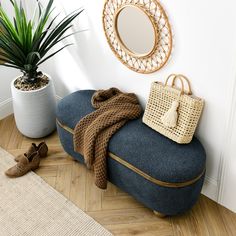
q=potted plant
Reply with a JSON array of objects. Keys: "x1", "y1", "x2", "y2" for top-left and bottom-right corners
[{"x1": 0, "y1": 0, "x2": 83, "y2": 138}]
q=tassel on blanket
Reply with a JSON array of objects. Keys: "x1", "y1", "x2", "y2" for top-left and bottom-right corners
[{"x1": 161, "y1": 100, "x2": 179, "y2": 128}]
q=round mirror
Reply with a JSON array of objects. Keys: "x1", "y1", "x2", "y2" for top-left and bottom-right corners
[
  {"x1": 103, "y1": 0, "x2": 172, "y2": 73},
  {"x1": 115, "y1": 6, "x2": 156, "y2": 56}
]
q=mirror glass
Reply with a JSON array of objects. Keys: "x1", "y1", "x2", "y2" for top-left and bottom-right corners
[{"x1": 116, "y1": 6, "x2": 156, "y2": 55}]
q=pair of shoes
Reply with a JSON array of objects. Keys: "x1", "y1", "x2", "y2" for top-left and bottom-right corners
[
  {"x1": 14, "y1": 142, "x2": 48, "y2": 162},
  {"x1": 5, "y1": 142, "x2": 48, "y2": 178}
]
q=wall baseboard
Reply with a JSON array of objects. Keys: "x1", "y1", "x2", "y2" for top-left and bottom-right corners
[
  {"x1": 202, "y1": 176, "x2": 218, "y2": 202},
  {"x1": 0, "y1": 98, "x2": 13, "y2": 120}
]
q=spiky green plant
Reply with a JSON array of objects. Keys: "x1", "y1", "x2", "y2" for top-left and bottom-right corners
[{"x1": 0, "y1": 0, "x2": 83, "y2": 84}]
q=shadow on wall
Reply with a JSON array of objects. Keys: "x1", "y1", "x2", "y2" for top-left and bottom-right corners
[
  {"x1": 65, "y1": 14, "x2": 127, "y2": 90},
  {"x1": 42, "y1": 10, "x2": 127, "y2": 96},
  {"x1": 36, "y1": 0, "x2": 161, "y2": 111},
  {"x1": 41, "y1": 0, "x2": 152, "y2": 104}
]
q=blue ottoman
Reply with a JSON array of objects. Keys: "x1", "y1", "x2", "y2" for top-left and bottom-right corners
[{"x1": 56, "y1": 90, "x2": 206, "y2": 216}]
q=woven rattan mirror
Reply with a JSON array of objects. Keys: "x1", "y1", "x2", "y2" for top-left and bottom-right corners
[{"x1": 103, "y1": 0, "x2": 172, "y2": 74}]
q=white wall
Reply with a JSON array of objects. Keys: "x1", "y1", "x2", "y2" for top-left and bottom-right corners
[
  {"x1": 0, "y1": 1, "x2": 22, "y2": 118},
  {"x1": 1, "y1": 0, "x2": 236, "y2": 205},
  {"x1": 0, "y1": 68, "x2": 18, "y2": 119}
]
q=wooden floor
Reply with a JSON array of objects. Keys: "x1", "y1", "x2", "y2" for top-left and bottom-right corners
[{"x1": 0, "y1": 115, "x2": 236, "y2": 236}]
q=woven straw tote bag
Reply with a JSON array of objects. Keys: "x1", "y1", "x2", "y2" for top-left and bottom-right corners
[{"x1": 143, "y1": 74, "x2": 204, "y2": 144}]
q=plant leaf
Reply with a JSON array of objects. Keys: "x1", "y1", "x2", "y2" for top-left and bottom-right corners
[
  {"x1": 39, "y1": 9, "x2": 83, "y2": 56},
  {"x1": 0, "y1": 0, "x2": 83, "y2": 77}
]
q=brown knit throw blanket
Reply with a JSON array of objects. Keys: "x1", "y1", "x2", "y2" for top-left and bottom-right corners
[{"x1": 73, "y1": 88, "x2": 142, "y2": 189}]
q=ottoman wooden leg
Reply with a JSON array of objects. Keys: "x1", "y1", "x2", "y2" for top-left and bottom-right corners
[{"x1": 153, "y1": 210, "x2": 166, "y2": 218}]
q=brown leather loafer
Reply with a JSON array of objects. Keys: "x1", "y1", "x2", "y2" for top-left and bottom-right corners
[
  {"x1": 15, "y1": 142, "x2": 48, "y2": 162},
  {"x1": 6, "y1": 152, "x2": 40, "y2": 178}
]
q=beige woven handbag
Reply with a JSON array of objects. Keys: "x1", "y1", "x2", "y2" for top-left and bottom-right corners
[{"x1": 143, "y1": 74, "x2": 204, "y2": 144}]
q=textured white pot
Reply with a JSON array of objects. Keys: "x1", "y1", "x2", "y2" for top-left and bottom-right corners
[{"x1": 11, "y1": 74, "x2": 56, "y2": 138}]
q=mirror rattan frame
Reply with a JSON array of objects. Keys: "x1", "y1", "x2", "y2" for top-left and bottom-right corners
[{"x1": 102, "y1": 0, "x2": 173, "y2": 74}]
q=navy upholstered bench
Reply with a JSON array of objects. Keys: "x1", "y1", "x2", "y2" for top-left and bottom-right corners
[{"x1": 56, "y1": 90, "x2": 206, "y2": 216}]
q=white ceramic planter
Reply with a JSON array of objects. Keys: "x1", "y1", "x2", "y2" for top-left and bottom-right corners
[{"x1": 11, "y1": 74, "x2": 56, "y2": 138}]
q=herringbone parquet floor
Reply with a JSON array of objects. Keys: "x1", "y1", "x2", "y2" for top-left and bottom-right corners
[{"x1": 1, "y1": 115, "x2": 236, "y2": 236}]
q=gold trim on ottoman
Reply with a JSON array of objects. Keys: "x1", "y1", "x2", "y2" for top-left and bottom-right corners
[{"x1": 56, "y1": 119, "x2": 205, "y2": 188}]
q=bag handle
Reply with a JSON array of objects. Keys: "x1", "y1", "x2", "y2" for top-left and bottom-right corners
[
  {"x1": 172, "y1": 74, "x2": 192, "y2": 95},
  {"x1": 165, "y1": 74, "x2": 192, "y2": 95}
]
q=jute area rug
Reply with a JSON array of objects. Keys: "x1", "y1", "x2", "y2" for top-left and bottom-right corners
[{"x1": 0, "y1": 147, "x2": 112, "y2": 236}]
